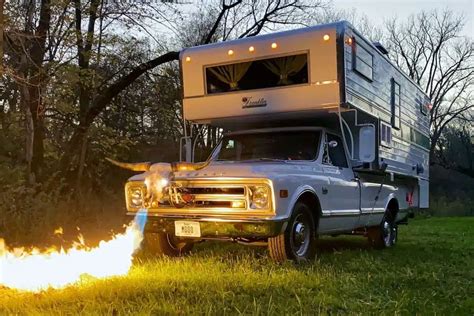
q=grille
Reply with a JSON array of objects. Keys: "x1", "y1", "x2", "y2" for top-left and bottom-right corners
[{"x1": 158, "y1": 183, "x2": 247, "y2": 209}]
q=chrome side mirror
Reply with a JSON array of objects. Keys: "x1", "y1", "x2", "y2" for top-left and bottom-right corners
[{"x1": 359, "y1": 126, "x2": 375, "y2": 163}]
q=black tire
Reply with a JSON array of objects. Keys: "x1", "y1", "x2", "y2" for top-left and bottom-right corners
[
  {"x1": 143, "y1": 232, "x2": 194, "y2": 257},
  {"x1": 368, "y1": 211, "x2": 398, "y2": 249},
  {"x1": 268, "y1": 202, "x2": 317, "y2": 263}
]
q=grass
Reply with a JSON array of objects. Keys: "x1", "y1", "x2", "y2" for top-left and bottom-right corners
[{"x1": 1, "y1": 217, "x2": 473, "y2": 315}]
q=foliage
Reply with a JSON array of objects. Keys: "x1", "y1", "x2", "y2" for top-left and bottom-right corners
[{"x1": 0, "y1": 217, "x2": 473, "y2": 314}]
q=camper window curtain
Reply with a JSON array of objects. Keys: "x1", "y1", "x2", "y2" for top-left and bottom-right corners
[
  {"x1": 263, "y1": 54, "x2": 307, "y2": 85},
  {"x1": 208, "y1": 62, "x2": 252, "y2": 90}
]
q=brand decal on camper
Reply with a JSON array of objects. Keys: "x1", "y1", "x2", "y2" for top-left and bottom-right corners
[{"x1": 242, "y1": 97, "x2": 267, "y2": 109}]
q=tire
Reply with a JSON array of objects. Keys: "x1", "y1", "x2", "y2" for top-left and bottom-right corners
[
  {"x1": 143, "y1": 232, "x2": 194, "y2": 257},
  {"x1": 368, "y1": 211, "x2": 398, "y2": 249},
  {"x1": 268, "y1": 202, "x2": 317, "y2": 263}
]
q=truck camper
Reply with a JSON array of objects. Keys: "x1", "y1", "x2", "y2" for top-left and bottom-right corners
[{"x1": 116, "y1": 21, "x2": 431, "y2": 262}]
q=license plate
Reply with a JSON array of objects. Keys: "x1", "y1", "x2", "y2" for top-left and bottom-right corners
[{"x1": 174, "y1": 221, "x2": 201, "y2": 237}]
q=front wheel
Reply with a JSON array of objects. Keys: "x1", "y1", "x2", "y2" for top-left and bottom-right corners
[
  {"x1": 143, "y1": 232, "x2": 194, "y2": 257},
  {"x1": 268, "y1": 202, "x2": 317, "y2": 263}
]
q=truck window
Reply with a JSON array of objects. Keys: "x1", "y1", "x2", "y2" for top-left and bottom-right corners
[
  {"x1": 205, "y1": 53, "x2": 308, "y2": 94},
  {"x1": 215, "y1": 131, "x2": 320, "y2": 161},
  {"x1": 323, "y1": 134, "x2": 348, "y2": 168}
]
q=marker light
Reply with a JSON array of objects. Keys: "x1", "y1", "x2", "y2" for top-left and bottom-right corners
[
  {"x1": 271, "y1": 42, "x2": 278, "y2": 49},
  {"x1": 323, "y1": 34, "x2": 330, "y2": 41},
  {"x1": 185, "y1": 56, "x2": 191, "y2": 62},
  {"x1": 345, "y1": 37, "x2": 353, "y2": 45},
  {"x1": 228, "y1": 49, "x2": 234, "y2": 56},
  {"x1": 248, "y1": 46, "x2": 255, "y2": 52}
]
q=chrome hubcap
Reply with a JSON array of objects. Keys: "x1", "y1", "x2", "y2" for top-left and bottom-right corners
[
  {"x1": 383, "y1": 220, "x2": 392, "y2": 246},
  {"x1": 291, "y1": 214, "x2": 310, "y2": 256}
]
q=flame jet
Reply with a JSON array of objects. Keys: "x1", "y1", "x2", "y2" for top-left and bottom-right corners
[{"x1": 0, "y1": 211, "x2": 148, "y2": 292}]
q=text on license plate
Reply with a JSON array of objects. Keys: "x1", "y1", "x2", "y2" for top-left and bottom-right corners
[{"x1": 174, "y1": 221, "x2": 201, "y2": 237}]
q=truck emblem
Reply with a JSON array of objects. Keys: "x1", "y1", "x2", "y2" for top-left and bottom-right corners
[{"x1": 242, "y1": 97, "x2": 267, "y2": 109}]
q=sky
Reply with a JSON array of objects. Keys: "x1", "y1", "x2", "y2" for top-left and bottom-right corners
[{"x1": 332, "y1": 0, "x2": 473, "y2": 37}]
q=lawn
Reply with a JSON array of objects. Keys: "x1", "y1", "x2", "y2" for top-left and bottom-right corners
[{"x1": 1, "y1": 217, "x2": 473, "y2": 315}]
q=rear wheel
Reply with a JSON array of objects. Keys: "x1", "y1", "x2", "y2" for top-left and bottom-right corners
[
  {"x1": 268, "y1": 202, "x2": 317, "y2": 262},
  {"x1": 368, "y1": 211, "x2": 398, "y2": 249},
  {"x1": 143, "y1": 232, "x2": 194, "y2": 257}
]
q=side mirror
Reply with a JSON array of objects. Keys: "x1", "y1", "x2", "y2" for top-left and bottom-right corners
[
  {"x1": 328, "y1": 140, "x2": 338, "y2": 148},
  {"x1": 359, "y1": 126, "x2": 375, "y2": 163}
]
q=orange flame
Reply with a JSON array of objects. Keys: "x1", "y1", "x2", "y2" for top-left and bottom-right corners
[{"x1": 0, "y1": 215, "x2": 145, "y2": 292}]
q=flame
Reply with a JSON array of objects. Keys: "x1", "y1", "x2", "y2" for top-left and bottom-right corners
[{"x1": 0, "y1": 211, "x2": 147, "y2": 292}]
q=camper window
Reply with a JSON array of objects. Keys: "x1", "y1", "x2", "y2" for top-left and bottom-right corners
[
  {"x1": 205, "y1": 53, "x2": 308, "y2": 94},
  {"x1": 391, "y1": 79, "x2": 401, "y2": 129},
  {"x1": 353, "y1": 40, "x2": 373, "y2": 81},
  {"x1": 380, "y1": 122, "x2": 392, "y2": 147}
]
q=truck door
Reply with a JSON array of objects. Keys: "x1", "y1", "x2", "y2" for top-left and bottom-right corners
[{"x1": 321, "y1": 133, "x2": 360, "y2": 231}]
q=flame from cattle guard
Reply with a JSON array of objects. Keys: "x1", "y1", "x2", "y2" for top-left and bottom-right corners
[{"x1": 0, "y1": 209, "x2": 148, "y2": 292}]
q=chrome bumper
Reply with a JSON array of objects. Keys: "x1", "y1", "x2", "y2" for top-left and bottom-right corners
[{"x1": 127, "y1": 212, "x2": 287, "y2": 238}]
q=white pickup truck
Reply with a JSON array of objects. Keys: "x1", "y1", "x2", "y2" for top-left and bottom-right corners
[
  {"x1": 115, "y1": 21, "x2": 430, "y2": 262},
  {"x1": 121, "y1": 126, "x2": 416, "y2": 262}
]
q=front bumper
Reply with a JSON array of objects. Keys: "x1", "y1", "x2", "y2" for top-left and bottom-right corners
[{"x1": 128, "y1": 212, "x2": 287, "y2": 238}]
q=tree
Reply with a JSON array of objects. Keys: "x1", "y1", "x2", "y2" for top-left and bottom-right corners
[
  {"x1": 385, "y1": 10, "x2": 474, "y2": 161},
  {"x1": 58, "y1": 0, "x2": 326, "y2": 182}
]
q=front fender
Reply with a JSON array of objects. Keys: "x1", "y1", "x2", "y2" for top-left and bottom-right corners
[{"x1": 283, "y1": 184, "x2": 318, "y2": 218}]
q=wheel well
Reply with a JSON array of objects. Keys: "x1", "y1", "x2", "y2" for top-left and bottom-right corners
[
  {"x1": 297, "y1": 191, "x2": 322, "y2": 229},
  {"x1": 387, "y1": 199, "x2": 399, "y2": 220}
]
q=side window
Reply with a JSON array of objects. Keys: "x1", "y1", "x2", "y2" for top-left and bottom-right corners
[
  {"x1": 324, "y1": 134, "x2": 348, "y2": 168},
  {"x1": 391, "y1": 79, "x2": 401, "y2": 129},
  {"x1": 380, "y1": 121, "x2": 392, "y2": 147},
  {"x1": 353, "y1": 39, "x2": 373, "y2": 81}
]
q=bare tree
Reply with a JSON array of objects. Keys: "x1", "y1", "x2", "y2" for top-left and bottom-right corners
[
  {"x1": 59, "y1": 0, "x2": 327, "y2": 180},
  {"x1": 385, "y1": 10, "x2": 474, "y2": 161}
]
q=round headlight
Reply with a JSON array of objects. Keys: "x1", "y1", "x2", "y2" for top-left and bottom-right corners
[
  {"x1": 129, "y1": 188, "x2": 143, "y2": 208},
  {"x1": 249, "y1": 186, "x2": 270, "y2": 209}
]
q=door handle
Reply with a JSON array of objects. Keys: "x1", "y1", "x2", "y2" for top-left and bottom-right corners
[{"x1": 322, "y1": 187, "x2": 328, "y2": 194}]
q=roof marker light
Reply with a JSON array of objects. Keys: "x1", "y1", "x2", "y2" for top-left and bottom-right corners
[
  {"x1": 228, "y1": 49, "x2": 234, "y2": 56},
  {"x1": 323, "y1": 34, "x2": 330, "y2": 41},
  {"x1": 185, "y1": 56, "x2": 191, "y2": 62},
  {"x1": 271, "y1": 42, "x2": 278, "y2": 49},
  {"x1": 249, "y1": 46, "x2": 255, "y2": 52}
]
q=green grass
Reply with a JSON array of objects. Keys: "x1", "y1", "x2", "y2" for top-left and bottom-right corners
[{"x1": 1, "y1": 217, "x2": 473, "y2": 315}]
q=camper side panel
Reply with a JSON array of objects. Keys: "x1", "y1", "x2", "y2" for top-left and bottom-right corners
[{"x1": 343, "y1": 27, "x2": 430, "y2": 186}]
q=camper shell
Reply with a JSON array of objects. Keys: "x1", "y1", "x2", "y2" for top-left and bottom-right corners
[{"x1": 180, "y1": 21, "x2": 430, "y2": 207}]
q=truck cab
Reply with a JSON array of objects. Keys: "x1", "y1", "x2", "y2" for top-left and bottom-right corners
[{"x1": 118, "y1": 21, "x2": 429, "y2": 262}]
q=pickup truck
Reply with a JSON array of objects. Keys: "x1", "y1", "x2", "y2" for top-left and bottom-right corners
[{"x1": 121, "y1": 126, "x2": 412, "y2": 262}]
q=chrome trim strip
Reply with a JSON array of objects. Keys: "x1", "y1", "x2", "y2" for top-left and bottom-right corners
[{"x1": 321, "y1": 209, "x2": 360, "y2": 217}]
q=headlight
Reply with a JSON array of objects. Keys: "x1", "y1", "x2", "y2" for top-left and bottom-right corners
[
  {"x1": 248, "y1": 185, "x2": 270, "y2": 209},
  {"x1": 128, "y1": 187, "x2": 144, "y2": 208}
]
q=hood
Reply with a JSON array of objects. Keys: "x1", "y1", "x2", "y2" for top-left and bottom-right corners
[{"x1": 127, "y1": 160, "x2": 320, "y2": 182}]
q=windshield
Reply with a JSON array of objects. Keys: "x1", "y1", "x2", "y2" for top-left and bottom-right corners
[{"x1": 213, "y1": 131, "x2": 321, "y2": 161}]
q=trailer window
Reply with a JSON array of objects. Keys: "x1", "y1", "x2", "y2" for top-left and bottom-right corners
[
  {"x1": 205, "y1": 53, "x2": 308, "y2": 94},
  {"x1": 353, "y1": 40, "x2": 373, "y2": 81},
  {"x1": 391, "y1": 79, "x2": 401, "y2": 129},
  {"x1": 380, "y1": 122, "x2": 392, "y2": 147}
]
